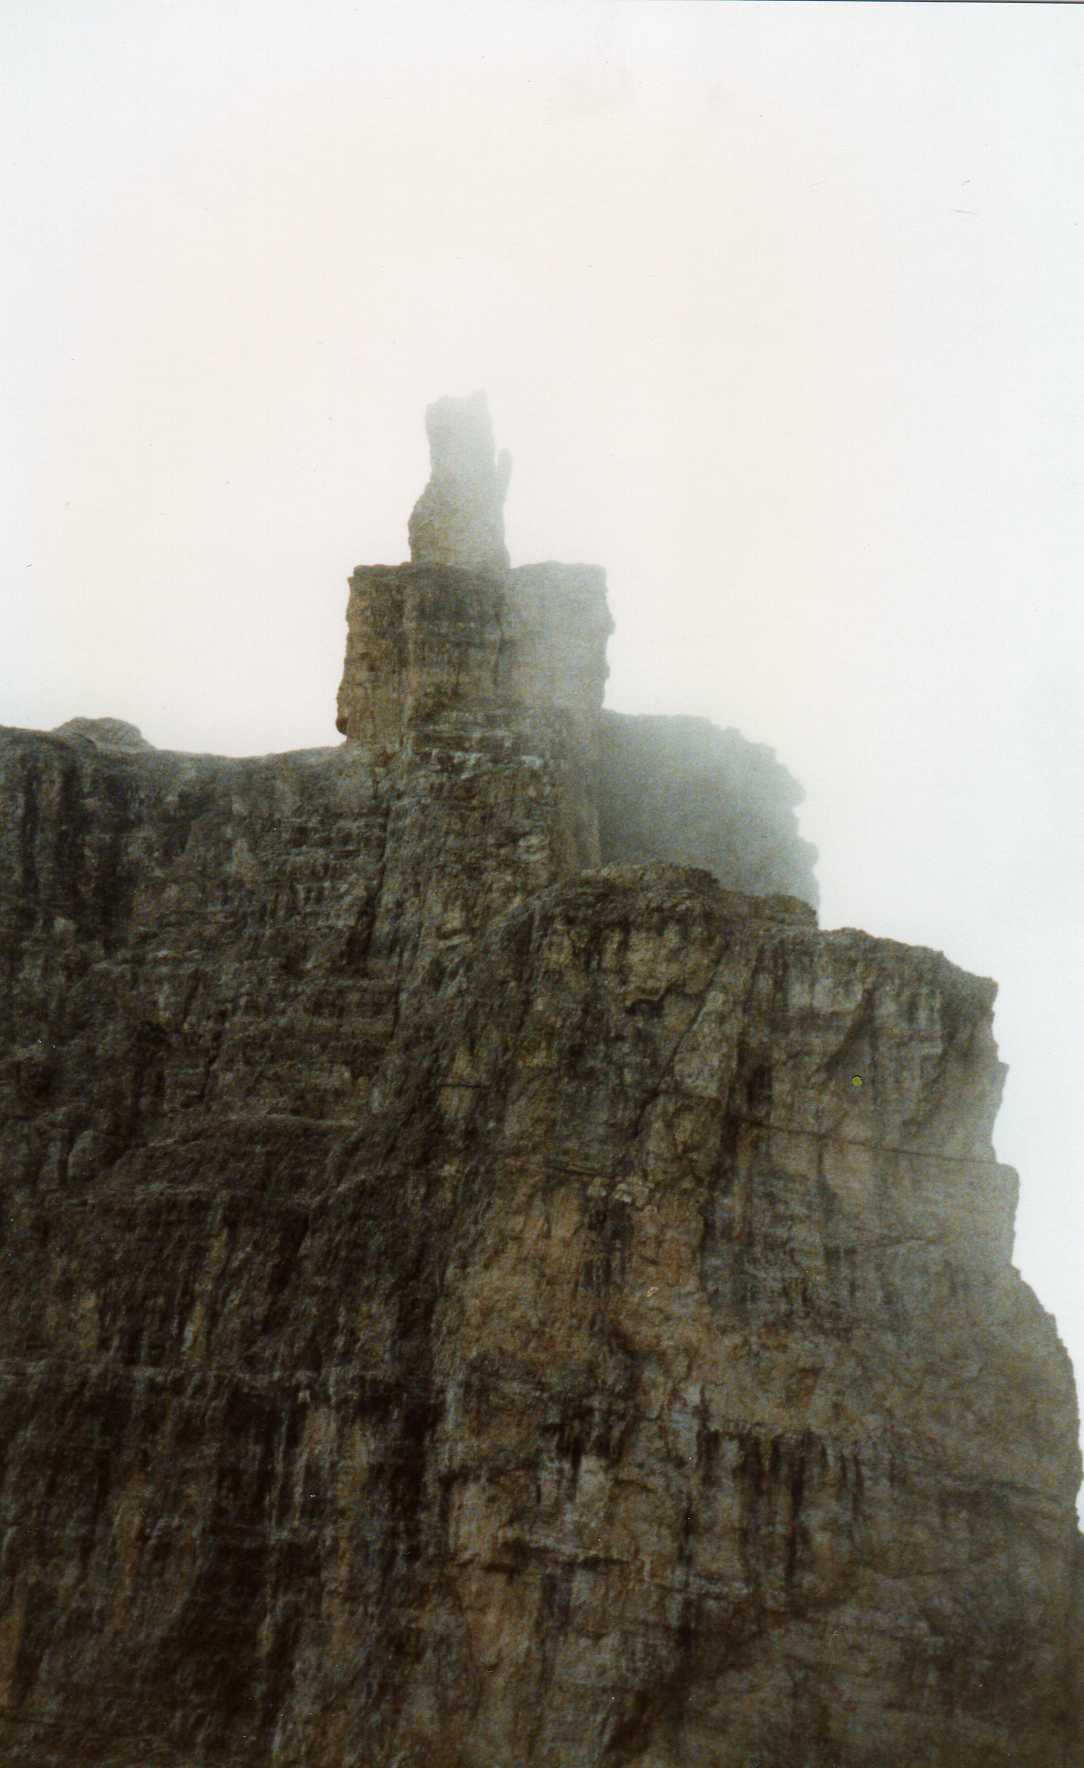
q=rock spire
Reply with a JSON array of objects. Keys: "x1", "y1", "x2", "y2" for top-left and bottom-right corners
[{"x1": 407, "y1": 388, "x2": 512, "y2": 572}]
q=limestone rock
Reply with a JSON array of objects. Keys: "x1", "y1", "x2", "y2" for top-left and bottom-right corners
[
  {"x1": 0, "y1": 398, "x2": 1081, "y2": 1764},
  {"x1": 407, "y1": 390, "x2": 512, "y2": 572}
]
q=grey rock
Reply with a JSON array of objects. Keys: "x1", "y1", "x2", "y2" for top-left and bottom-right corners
[{"x1": 407, "y1": 389, "x2": 512, "y2": 572}]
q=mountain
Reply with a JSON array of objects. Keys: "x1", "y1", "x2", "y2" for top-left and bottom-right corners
[{"x1": 0, "y1": 394, "x2": 1079, "y2": 1765}]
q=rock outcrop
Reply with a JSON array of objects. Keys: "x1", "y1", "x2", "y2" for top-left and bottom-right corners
[
  {"x1": 0, "y1": 396, "x2": 1080, "y2": 1765},
  {"x1": 51, "y1": 716, "x2": 155, "y2": 753}
]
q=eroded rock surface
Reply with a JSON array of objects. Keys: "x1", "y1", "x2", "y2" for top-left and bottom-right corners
[{"x1": 0, "y1": 398, "x2": 1081, "y2": 1765}]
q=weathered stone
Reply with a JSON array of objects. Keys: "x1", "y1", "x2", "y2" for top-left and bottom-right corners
[
  {"x1": 407, "y1": 389, "x2": 512, "y2": 572},
  {"x1": 0, "y1": 397, "x2": 1080, "y2": 1764}
]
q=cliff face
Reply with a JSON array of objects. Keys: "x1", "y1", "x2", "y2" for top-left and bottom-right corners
[{"x1": 0, "y1": 395, "x2": 1080, "y2": 1766}]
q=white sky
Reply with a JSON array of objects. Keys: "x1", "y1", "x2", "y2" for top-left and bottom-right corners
[{"x1": 4, "y1": 2, "x2": 1083, "y2": 1508}]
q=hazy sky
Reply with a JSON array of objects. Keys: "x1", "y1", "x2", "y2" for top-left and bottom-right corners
[{"x1": 5, "y1": 3, "x2": 1083, "y2": 1505}]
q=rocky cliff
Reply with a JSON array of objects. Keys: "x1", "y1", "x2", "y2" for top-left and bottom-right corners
[{"x1": 0, "y1": 394, "x2": 1080, "y2": 1765}]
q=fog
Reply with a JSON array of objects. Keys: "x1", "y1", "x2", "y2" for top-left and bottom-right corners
[{"x1": 5, "y1": 3, "x2": 1083, "y2": 1507}]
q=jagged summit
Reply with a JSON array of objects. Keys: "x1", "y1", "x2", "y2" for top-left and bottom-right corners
[{"x1": 407, "y1": 388, "x2": 512, "y2": 572}]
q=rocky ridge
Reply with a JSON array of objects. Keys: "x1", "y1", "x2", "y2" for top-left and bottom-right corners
[{"x1": 0, "y1": 394, "x2": 1080, "y2": 1765}]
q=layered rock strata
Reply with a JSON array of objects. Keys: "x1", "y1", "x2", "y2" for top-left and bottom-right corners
[{"x1": 0, "y1": 398, "x2": 1080, "y2": 1766}]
